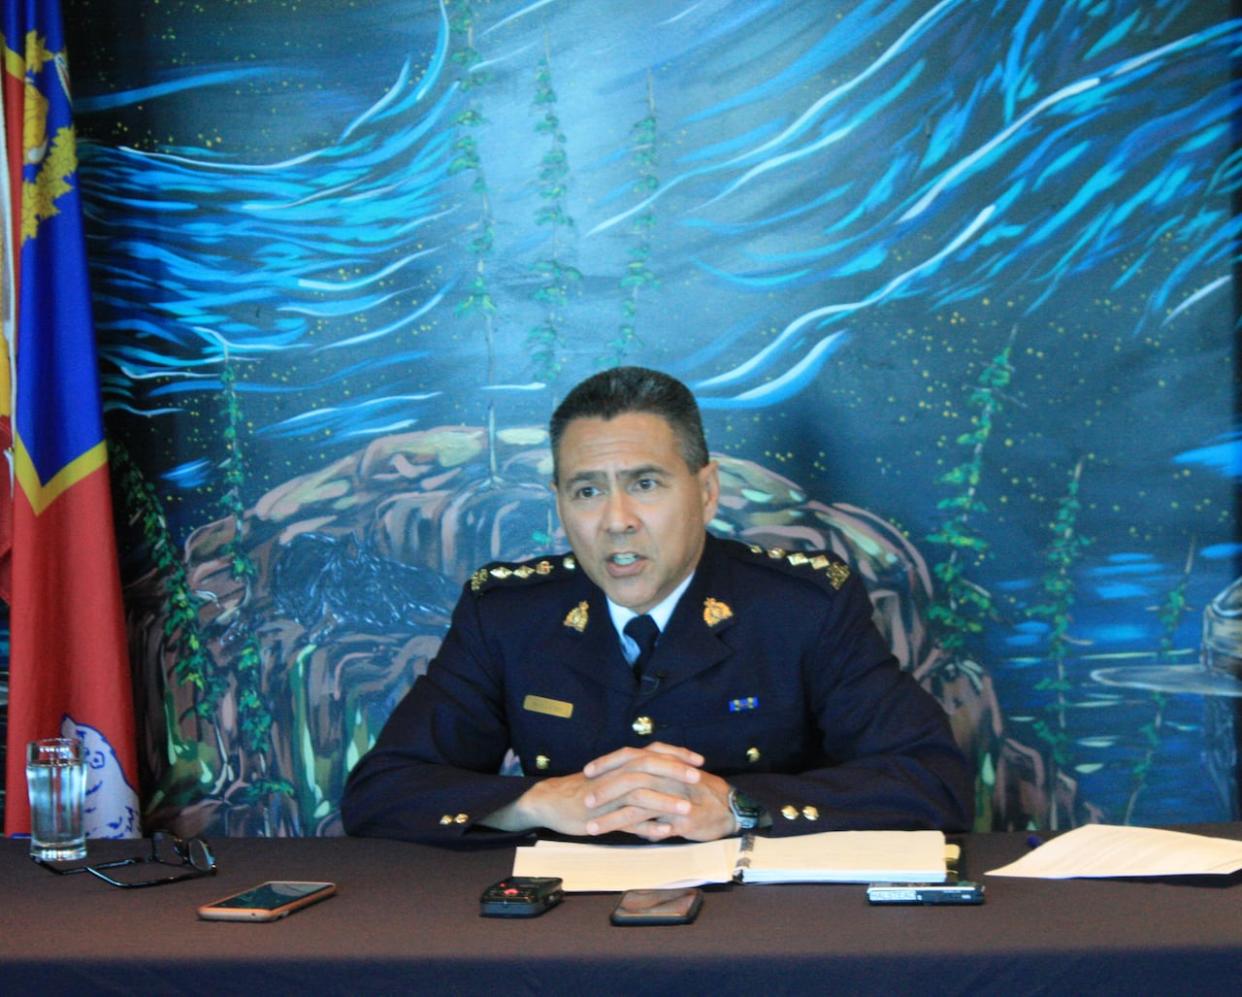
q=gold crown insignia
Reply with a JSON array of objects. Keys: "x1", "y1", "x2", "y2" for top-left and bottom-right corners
[{"x1": 703, "y1": 597, "x2": 733, "y2": 627}]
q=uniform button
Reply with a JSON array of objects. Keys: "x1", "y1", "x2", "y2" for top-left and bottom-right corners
[
  {"x1": 439, "y1": 814, "x2": 453, "y2": 825},
  {"x1": 535, "y1": 754, "x2": 550, "y2": 771},
  {"x1": 780, "y1": 805, "x2": 799, "y2": 821},
  {"x1": 454, "y1": 813, "x2": 469, "y2": 824},
  {"x1": 802, "y1": 806, "x2": 819, "y2": 821},
  {"x1": 632, "y1": 715, "x2": 653, "y2": 736},
  {"x1": 746, "y1": 746, "x2": 761, "y2": 764}
]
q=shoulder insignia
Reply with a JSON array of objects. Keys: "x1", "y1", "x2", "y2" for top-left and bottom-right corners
[
  {"x1": 469, "y1": 555, "x2": 573, "y2": 594},
  {"x1": 742, "y1": 543, "x2": 851, "y2": 590},
  {"x1": 703, "y1": 597, "x2": 733, "y2": 627},
  {"x1": 563, "y1": 600, "x2": 589, "y2": 632}
]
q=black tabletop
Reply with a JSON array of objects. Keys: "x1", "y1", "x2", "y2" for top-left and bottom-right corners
[{"x1": 2, "y1": 826, "x2": 1240, "y2": 995}]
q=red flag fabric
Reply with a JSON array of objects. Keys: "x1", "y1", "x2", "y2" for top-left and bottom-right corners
[{"x1": 2, "y1": 0, "x2": 139, "y2": 838}]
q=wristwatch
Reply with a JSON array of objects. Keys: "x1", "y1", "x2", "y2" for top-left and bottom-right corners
[{"x1": 727, "y1": 786, "x2": 764, "y2": 832}]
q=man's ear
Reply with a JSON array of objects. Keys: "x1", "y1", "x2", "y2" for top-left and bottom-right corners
[
  {"x1": 549, "y1": 479, "x2": 563, "y2": 524},
  {"x1": 699, "y1": 460, "x2": 721, "y2": 519}
]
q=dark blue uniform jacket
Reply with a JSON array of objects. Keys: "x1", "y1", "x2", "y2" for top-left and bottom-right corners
[{"x1": 340, "y1": 534, "x2": 973, "y2": 844}]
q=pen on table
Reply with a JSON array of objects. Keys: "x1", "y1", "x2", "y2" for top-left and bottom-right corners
[{"x1": 1026, "y1": 834, "x2": 1044, "y2": 850}]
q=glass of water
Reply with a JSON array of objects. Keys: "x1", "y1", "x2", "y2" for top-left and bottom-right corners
[{"x1": 26, "y1": 738, "x2": 88, "y2": 862}]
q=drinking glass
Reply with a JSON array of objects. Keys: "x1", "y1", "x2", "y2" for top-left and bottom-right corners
[{"x1": 26, "y1": 738, "x2": 87, "y2": 862}]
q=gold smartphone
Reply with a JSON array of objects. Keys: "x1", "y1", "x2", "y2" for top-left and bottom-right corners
[{"x1": 197, "y1": 881, "x2": 337, "y2": 922}]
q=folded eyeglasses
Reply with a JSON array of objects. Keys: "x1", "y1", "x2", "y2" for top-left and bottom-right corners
[{"x1": 32, "y1": 830, "x2": 217, "y2": 888}]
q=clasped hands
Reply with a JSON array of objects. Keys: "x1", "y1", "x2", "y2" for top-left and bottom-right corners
[{"x1": 501, "y1": 741, "x2": 737, "y2": 842}]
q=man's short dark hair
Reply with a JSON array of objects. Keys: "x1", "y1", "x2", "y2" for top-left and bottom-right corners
[{"x1": 550, "y1": 366, "x2": 710, "y2": 481}]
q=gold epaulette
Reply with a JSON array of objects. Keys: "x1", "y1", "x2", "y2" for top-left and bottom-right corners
[
  {"x1": 469, "y1": 554, "x2": 577, "y2": 595},
  {"x1": 736, "y1": 543, "x2": 851, "y2": 591}
]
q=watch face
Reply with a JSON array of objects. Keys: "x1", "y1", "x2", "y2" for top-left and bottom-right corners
[{"x1": 729, "y1": 788, "x2": 762, "y2": 828}]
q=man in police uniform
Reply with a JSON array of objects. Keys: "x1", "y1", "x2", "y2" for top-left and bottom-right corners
[{"x1": 341, "y1": 367, "x2": 972, "y2": 844}]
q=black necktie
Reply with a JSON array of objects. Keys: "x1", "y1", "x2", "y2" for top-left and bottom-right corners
[{"x1": 624, "y1": 614, "x2": 660, "y2": 681}]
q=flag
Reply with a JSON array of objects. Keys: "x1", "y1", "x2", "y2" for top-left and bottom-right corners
[{"x1": 2, "y1": 0, "x2": 139, "y2": 838}]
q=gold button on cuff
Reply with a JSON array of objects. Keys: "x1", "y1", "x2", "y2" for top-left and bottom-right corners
[
  {"x1": 454, "y1": 813, "x2": 469, "y2": 824},
  {"x1": 802, "y1": 806, "x2": 820, "y2": 821},
  {"x1": 439, "y1": 815, "x2": 453, "y2": 825},
  {"x1": 535, "y1": 754, "x2": 550, "y2": 771},
  {"x1": 780, "y1": 805, "x2": 799, "y2": 821},
  {"x1": 632, "y1": 715, "x2": 654, "y2": 736},
  {"x1": 746, "y1": 746, "x2": 761, "y2": 764}
]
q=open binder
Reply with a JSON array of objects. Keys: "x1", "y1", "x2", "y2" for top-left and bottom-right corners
[{"x1": 512, "y1": 830, "x2": 948, "y2": 892}]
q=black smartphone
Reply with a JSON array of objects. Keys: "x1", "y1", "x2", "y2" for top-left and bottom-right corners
[
  {"x1": 610, "y1": 887, "x2": 703, "y2": 926},
  {"x1": 197, "y1": 881, "x2": 337, "y2": 921}
]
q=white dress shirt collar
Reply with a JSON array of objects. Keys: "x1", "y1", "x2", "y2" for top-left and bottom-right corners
[{"x1": 608, "y1": 572, "x2": 694, "y2": 664}]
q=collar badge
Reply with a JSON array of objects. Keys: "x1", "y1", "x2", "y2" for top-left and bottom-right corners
[
  {"x1": 563, "y1": 600, "x2": 589, "y2": 632},
  {"x1": 703, "y1": 597, "x2": 733, "y2": 627}
]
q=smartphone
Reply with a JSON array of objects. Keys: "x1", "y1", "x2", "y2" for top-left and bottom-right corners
[
  {"x1": 197, "y1": 881, "x2": 337, "y2": 921},
  {"x1": 610, "y1": 887, "x2": 702, "y2": 926}
]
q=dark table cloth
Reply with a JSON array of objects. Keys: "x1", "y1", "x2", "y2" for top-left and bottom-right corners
[{"x1": 2, "y1": 826, "x2": 1240, "y2": 994}]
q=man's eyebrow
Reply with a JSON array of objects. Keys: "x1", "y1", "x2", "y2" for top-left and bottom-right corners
[
  {"x1": 563, "y1": 465, "x2": 669, "y2": 486},
  {"x1": 619, "y1": 464, "x2": 669, "y2": 480},
  {"x1": 563, "y1": 469, "x2": 606, "y2": 486}
]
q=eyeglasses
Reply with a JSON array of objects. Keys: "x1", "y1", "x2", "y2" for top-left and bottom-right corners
[{"x1": 32, "y1": 831, "x2": 217, "y2": 888}]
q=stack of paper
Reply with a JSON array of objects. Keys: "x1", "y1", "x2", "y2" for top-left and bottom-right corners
[
  {"x1": 512, "y1": 830, "x2": 947, "y2": 892},
  {"x1": 986, "y1": 824, "x2": 1242, "y2": 879},
  {"x1": 740, "y1": 830, "x2": 946, "y2": 884}
]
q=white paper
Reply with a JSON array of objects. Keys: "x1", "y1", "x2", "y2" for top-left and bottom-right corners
[
  {"x1": 512, "y1": 838, "x2": 741, "y2": 892},
  {"x1": 986, "y1": 823, "x2": 1242, "y2": 879}
]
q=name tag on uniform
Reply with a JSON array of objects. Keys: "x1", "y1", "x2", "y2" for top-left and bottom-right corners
[{"x1": 523, "y1": 694, "x2": 574, "y2": 719}]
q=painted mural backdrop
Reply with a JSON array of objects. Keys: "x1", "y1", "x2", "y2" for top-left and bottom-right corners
[{"x1": 60, "y1": 0, "x2": 1239, "y2": 836}]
